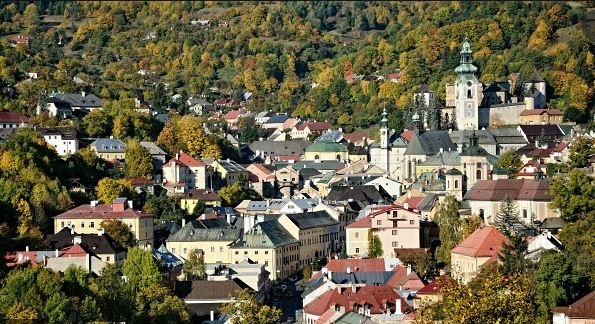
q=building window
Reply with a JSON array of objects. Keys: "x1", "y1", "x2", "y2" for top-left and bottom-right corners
[
  {"x1": 235, "y1": 251, "x2": 239, "y2": 254},
  {"x1": 90, "y1": 222, "x2": 94, "y2": 228},
  {"x1": 392, "y1": 242, "x2": 398, "y2": 247},
  {"x1": 455, "y1": 180, "x2": 459, "y2": 189},
  {"x1": 183, "y1": 248, "x2": 187, "y2": 254},
  {"x1": 172, "y1": 248, "x2": 176, "y2": 253},
  {"x1": 376, "y1": 220, "x2": 382, "y2": 225},
  {"x1": 211, "y1": 246, "x2": 215, "y2": 252},
  {"x1": 355, "y1": 232, "x2": 359, "y2": 239},
  {"x1": 220, "y1": 246, "x2": 223, "y2": 252},
  {"x1": 106, "y1": 256, "x2": 110, "y2": 262},
  {"x1": 265, "y1": 251, "x2": 269, "y2": 254},
  {"x1": 244, "y1": 251, "x2": 248, "y2": 255},
  {"x1": 255, "y1": 251, "x2": 259, "y2": 255},
  {"x1": 467, "y1": 89, "x2": 472, "y2": 98},
  {"x1": 81, "y1": 222, "x2": 84, "y2": 228},
  {"x1": 409, "y1": 220, "x2": 415, "y2": 225},
  {"x1": 476, "y1": 169, "x2": 482, "y2": 180},
  {"x1": 523, "y1": 209, "x2": 528, "y2": 219},
  {"x1": 355, "y1": 248, "x2": 360, "y2": 253},
  {"x1": 61, "y1": 222, "x2": 64, "y2": 228},
  {"x1": 265, "y1": 261, "x2": 269, "y2": 266},
  {"x1": 314, "y1": 155, "x2": 319, "y2": 159},
  {"x1": 392, "y1": 230, "x2": 398, "y2": 235}
]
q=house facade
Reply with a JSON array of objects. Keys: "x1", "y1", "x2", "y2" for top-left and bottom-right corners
[
  {"x1": 53, "y1": 198, "x2": 154, "y2": 247},
  {"x1": 166, "y1": 221, "x2": 242, "y2": 263},
  {"x1": 161, "y1": 151, "x2": 207, "y2": 193},
  {"x1": 36, "y1": 127, "x2": 78, "y2": 156},
  {"x1": 90, "y1": 137, "x2": 126, "y2": 160}
]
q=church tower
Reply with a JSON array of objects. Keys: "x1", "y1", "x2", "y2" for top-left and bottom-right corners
[
  {"x1": 380, "y1": 107, "x2": 389, "y2": 149},
  {"x1": 454, "y1": 38, "x2": 481, "y2": 130}
]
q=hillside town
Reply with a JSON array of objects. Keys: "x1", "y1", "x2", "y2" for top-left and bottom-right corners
[{"x1": 0, "y1": 1, "x2": 593, "y2": 324}]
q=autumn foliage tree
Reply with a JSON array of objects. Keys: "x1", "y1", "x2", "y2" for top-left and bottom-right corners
[
  {"x1": 124, "y1": 140, "x2": 154, "y2": 178},
  {"x1": 100, "y1": 219, "x2": 135, "y2": 248},
  {"x1": 157, "y1": 115, "x2": 222, "y2": 159},
  {"x1": 219, "y1": 289, "x2": 282, "y2": 324},
  {"x1": 96, "y1": 178, "x2": 136, "y2": 204}
]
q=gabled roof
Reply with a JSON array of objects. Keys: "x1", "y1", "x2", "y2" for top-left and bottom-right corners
[
  {"x1": 305, "y1": 141, "x2": 348, "y2": 153},
  {"x1": 214, "y1": 159, "x2": 246, "y2": 172},
  {"x1": 54, "y1": 202, "x2": 152, "y2": 220},
  {"x1": 554, "y1": 291, "x2": 595, "y2": 319},
  {"x1": 464, "y1": 179, "x2": 551, "y2": 201},
  {"x1": 346, "y1": 216, "x2": 372, "y2": 229},
  {"x1": 324, "y1": 258, "x2": 387, "y2": 273},
  {"x1": 36, "y1": 127, "x2": 77, "y2": 140},
  {"x1": 283, "y1": 211, "x2": 338, "y2": 230},
  {"x1": 295, "y1": 121, "x2": 333, "y2": 131},
  {"x1": 0, "y1": 111, "x2": 29, "y2": 124},
  {"x1": 326, "y1": 185, "x2": 389, "y2": 204},
  {"x1": 518, "y1": 124, "x2": 564, "y2": 137},
  {"x1": 405, "y1": 130, "x2": 457, "y2": 156},
  {"x1": 140, "y1": 141, "x2": 167, "y2": 155},
  {"x1": 46, "y1": 227, "x2": 126, "y2": 255},
  {"x1": 174, "y1": 279, "x2": 250, "y2": 300},
  {"x1": 342, "y1": 132, "x2": 372, "y2": 145},
  {"x1": 231, "y1": 220, "x2": 298, "y2": 248},
  {"x1": 264, "y1": 114, "x2": 289, "y2": 124},
  {"x1": 527, "y1": 71, "x2": 545, "y2": 83},
  {"x1": 451, "y1": 226, "x2": 509, "y2": 257},
  {"x1": 519, "y1": 108, "x2": 563, "y2": 116},
  {"x1": 167, "y1": 221, "x2": 242, "y2": 242},
  {"x1": 163, "y1": 151, "x2": 205, "y2": 168}
]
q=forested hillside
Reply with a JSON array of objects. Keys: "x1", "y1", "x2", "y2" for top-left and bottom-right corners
[{"x1": 0, "y1": 1, "x2": 592, "y2": 132}]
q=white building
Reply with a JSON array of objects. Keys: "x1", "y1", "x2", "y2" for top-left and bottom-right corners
[{"x1": 36, "y1": 127, "x2": 78, "y2": 156}]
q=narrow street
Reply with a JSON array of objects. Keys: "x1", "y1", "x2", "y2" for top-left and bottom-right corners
[{"x1": 266, "y1": 274, "x2": 304, "y2": 323}]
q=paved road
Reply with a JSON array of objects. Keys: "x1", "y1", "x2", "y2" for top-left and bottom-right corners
[{"x1": 267, "y1": 275, "x2": 304, "y2": 323}]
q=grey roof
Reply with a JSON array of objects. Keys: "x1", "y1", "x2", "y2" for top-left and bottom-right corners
[
  {"x1": 197, "y1": 218, "x2": 233, "y2": 229},
  {"x1": 283, "y1": 211, "x2": 338, "y2": 230},
  {"x1": 46, "y1": 227, "x2": 126, "y2": 255},
  {"x1": 91, "y1": 138, "x2": 126, "y2": 153},
  {"x1": 417, "y1": 84, "x2": 434, "y2": 93},
  {"x1": 155, "y1": 113, "x2": 169, "y2": 124},
  {"x1": 527, "y1": 71, "x2": 545, "y2": 83},
  {"x1": 450, "y1": 130, "x2": 496, "y2": 145},
  {"x1": 486, "y1": 128, "x2": 528, "y2": 144},
  {"x1": 51, "y1": 92, "x2": 102, "y2": 108},
  {"x1": 140, "y1": 141, "x2": 167, "y2": 155},
  {"x1": 264, "y1": 114, "x2": 289, "y2": 124},
  {"x1": 299, "y1": 168, "x2": 321, "y2": 180},
  {"x1": 405, "y1": 130, "x2": 457, "y2": 156},
  {"x1": 36, "y1": 127, "x2": 78, "y2": 140},
  {"x1": 315, "y1": 129, "x2": 343, "y2": 142},
  {"x1": 329, "y1": 271, "x2": 393, "y2": 285},
  {"x1": 271, "y1": 160, "x2": 345, "y2": 171},
  {"x1": 242, "y1": 139, "x2": 310, "y2": 158},
  {"x1": 187, "y1": 97, "x2": 213, "y2": 107},
  {"x1": 167, "y1": 221, "x2": 242, "y2": 242},
  {"x1": 417, "y1": 193, "x2": 439, "y2": 212},
  {"x1": 256, "y1": 111, "x2": 273, "y2": 118},
  {"x1": 326, "y1": 185, "x2": 390, "y2": 204},
  {"x1": 154, "y1": 245, "x2": 183, "y2": 267},
  {"x1": 418, "y1": 150, "x2": 461, "y2": 167},
  {"x1": 230, "y1": 220, "x2": 298, "y2": 248},
  {"x1": 216, "y1": 159, "x2": 246, "y2": 172}
]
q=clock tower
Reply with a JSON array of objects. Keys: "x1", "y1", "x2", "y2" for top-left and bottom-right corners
[{"x1": 454, "y1": 38, "x2": 481, "y2": 130}]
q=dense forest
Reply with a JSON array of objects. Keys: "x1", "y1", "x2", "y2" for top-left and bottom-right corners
[{"x1": 0, "y1": 1, "x2": 592, "y2": 133}]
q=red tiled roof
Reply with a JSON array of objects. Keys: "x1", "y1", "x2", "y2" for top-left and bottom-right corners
[
  {"x1": 324, "y1": 258, "x2": 386, "y2": 273},
  {"x1": 0, "y1": 111, "x2": 29, "y2": 123},
  {"x1": 343, "y1": 132, "x2": 371, "y2": 144},
  {"x1": 10, "y1": 35, "x2": 29, "y2": 44},
  {"x1": 451, "y1": 226, "x2": 509, "y2": 257},
  {"x1": 466, "y1": 179, "x2": 551, "y2": 201},
  {"x1": 128, "y1": 177, "x2": 153, "y2": 186},
  {"x1": 162, "y1": 181, "x2": 187, "y2": 188},
  {"x1": 385, "y1": 265, "x2": 425, "y2": 291},
  {"x1": 59, "y1": 243, "x2": 88, "y2": 257},
  {"x1": 404, "y1": 197, "x2": 424, "y2": 210},
  {"x1": 346, "y1": 216, "x2": 371, "y2": 228},
  {"x1": 273, "y1": 154, "x2": 301, "y2": 162},
  {"x1": 304, "y1": 285, "x2": 409, "y2": 316},
  {"x1": 508, "y1": 72, "x2": 520, "y2": 83},
  {"x1": 552, "y1": 141, "x2": 569, "y2": 152},
  {"x1": 163, "y1": 151, "x2": 205, "y2": 168},
  {"x1": 416, "y1": 280, "x2": 440, "y2": 295},
  {"x1": 54, "y1": 203, "x2": 153, "y2": 220},
  {"x1": 387, "y1": 72, "x2": 400, "y2": 80},
  {"x1": 3, "y1": 251, "x2": 39, "y2": 267},
  {"x1": 222, "y1": 109, "x2": 245, "y2": 120},
  {"x1": 295, "y1": 121, "x2": 332, "y2": 131},
  {"x1": 401, "y1": 130, "x2": 413, "y2": 142},
  {"x1": 315, "y1": 309, "x2": 340, "y2": 324}
]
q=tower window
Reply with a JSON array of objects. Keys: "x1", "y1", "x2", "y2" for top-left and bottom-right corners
[
  {"x1": 455, "y1": 180, "x2": 459, "y2": 189},
  {"x1": 467, "y1": 89, "x2": 472, "y2": 99},
  {"x1": 476, "y1": 170, "x2": 482, "y2": 180}
]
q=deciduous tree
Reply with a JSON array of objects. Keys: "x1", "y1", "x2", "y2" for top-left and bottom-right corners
[
  {"x1": 367, "y1": 229, "x2": 383, "y2": 258},
  {"x1": 219, "y1": 289, "x2": 282, "y2": 324},
  {"x1": 494, "y1": 149, "x2": 523, "y2": 179},
  {"x1": 134, "y1": 283, "x2": 190, "y2": 323},
  {"x1": 96, "y1": 178, "x2": 136, "y2": 204},
  {"x1": 122, "y1": 247, "x2": 162, "y2": 293},
  {"x1": 568, "y1": 136, "x2": 595, "y2": 168},
  {"x1": 184, "y1": 249, "x2": 206, "y2": 280},
  {"x1": 101, "y1": 219, "x2": 135, "y2": 248},
  {"x1": 549, "y1": 169, "x2": 595, "y2": 221},
  {"x1": 434, "y1": 196, "x2": 462, "y2": 265},
  {"x1": 124, "y1": 140, "x2": 154, "y2": 178}
]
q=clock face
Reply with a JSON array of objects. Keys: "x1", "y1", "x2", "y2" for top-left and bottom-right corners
[
  {"x1": 467, "y1": 81, "x2": 472, "y2": 87},
  {"x1": 382, "y1": 131, "x2": 386, "y2": 135}
]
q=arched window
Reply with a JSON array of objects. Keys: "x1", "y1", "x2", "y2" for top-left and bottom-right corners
[
  {"x1": 355, "y1": 232, "x2": 359, "y2": 239},
  {"x1": 454, "y1": 180, "x2": 459, "y2": 189},
  {"x1": 314, "y1": 155, "x2": 319, "y2": 159},
  {"x1": 479, "y1": 209, "x2": 484, "y2": 220},
  {"x1": 337, "y1": 154, "x2": 341, "y2": 161},
  {"x1": 467, "y1": 89, "x2": 472, "y2": 98},
  {"x1": 523, "y1": 209, "x2": 528, "y2": 219},
  {"x1": 476, "y1": 169, "x2": 482, "y2": 180}
]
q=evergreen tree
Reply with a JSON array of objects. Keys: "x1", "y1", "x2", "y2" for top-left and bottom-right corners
[
  {"x1": 499, "y1": 234, "x2": 532, "y2": 276},
  {"x1": 493, "y1": 196, "x2": 523, "y2": 237},
  {"x1": 426, "y1": 97, "x2": 443, "y2": 130}
]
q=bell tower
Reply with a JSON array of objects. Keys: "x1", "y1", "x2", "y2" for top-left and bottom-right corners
[
  {"x1": 380, "y1": 107, "x2": 389, "y2": 149},
  {"x1": 454, "y1": 38, "x2": 481, "y2": 130}
]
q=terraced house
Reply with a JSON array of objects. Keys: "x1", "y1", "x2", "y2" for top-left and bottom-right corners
[{"x1": 166, "y1": 221, "x2": 243, "y2": 262}]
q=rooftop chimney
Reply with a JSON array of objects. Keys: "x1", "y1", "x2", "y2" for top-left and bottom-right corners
[
  {"x1": 90, "y1": 200, "x2": 98, "y2": 207},
  {"x1": 395, "y1": 299, "x2": 402, "y2": 314},
  {"x1": 25, "y1": 246, "x2": 29, "y2": 252},
  {"x1": 97, "y1": 228, "x2": 105, "y2": 236},
  {"x1": 127, "y1": 200, "x2": 133, "y2": 209},
  {"x1": 74, "y1": 236, "x2": 82, "y2": 245},
  {"x1": 112, "y1": 198, "x2": 126, "y2": 212},
  {"x1": 347, "y1": 266, "x2": 351, "y2": 274},
  {"x1": 182, "y1": 219, "x2": 186, "y2": 228},
  {"x1": 55, "y1": 249, "x2": 59, "y2": 257},
  {"x1": 407, "y1": 264, "x2": 412, "y2": 275},
  {"x1": 81, "y1": 91, "x2": 86, "y2": 97}
]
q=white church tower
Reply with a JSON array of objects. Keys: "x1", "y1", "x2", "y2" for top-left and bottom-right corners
[
  {"x1": 454, "y1": 38, "x2": 481, "y2": 130},
  {"x1": 380, "y1": 107, "x2": 389, "y2": 149}
]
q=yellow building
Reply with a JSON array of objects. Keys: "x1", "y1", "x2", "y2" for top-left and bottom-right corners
[
  {"x1": 230, "y1": 220, "x2": 300, "y2": 281},
  {"x1": 304, "y1": 141, "x2": 349, "y2": 161},
  {"x1": 520, "y1": 108, "x2": 563, "y2": 125},
  {"x1": 210, "y1": 159, "x2": 249, "y2": 186},
  {"x1": 451, "y1": 226, "x2": 509, "y2": 284},
  {"x1": 166, "y1": 223, "x2": 242, "y2": 263},
  {"x1": 179, "y1": 189, "x2": 222, "y2": 214},
  {"x1": 89, "y1": 137, "x2": 126, "y2": 161},
  {"x1": 278, "y1": 211, "x2": 340, "y2": 268},
  {"x1": 53, "y1": 198, "x2": 154, "y2": 248}
]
